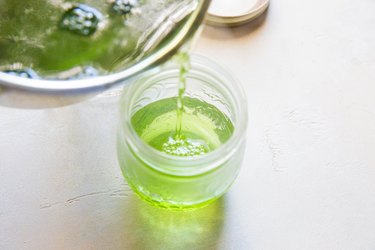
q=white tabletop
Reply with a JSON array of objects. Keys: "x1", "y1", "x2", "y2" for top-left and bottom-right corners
[{"x1": 1, "y1": 0, "x2": 375, "y2": 249}]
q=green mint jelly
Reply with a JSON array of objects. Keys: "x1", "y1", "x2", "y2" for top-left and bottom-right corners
[{"x1": 131, "y1": 96, "x2": 234, "y2": 157}]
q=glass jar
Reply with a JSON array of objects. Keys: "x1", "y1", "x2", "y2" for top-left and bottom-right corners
[{"x1": 117, "y1": 54, "x2": 248, "y2": 209}]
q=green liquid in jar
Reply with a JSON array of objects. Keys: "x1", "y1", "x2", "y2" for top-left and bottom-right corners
[
  {"x1": 131, "y1": 96, "x2": 234, "y2": 157},
  {"x1": 132, "y1": 52, "x2": 234, "y2": 157},
  {"x1": 118, "y1": 55, "x2": 240, "y2": 208}
]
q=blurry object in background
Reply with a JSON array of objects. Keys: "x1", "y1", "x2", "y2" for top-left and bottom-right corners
[
  {"x1": 206, "y1": 0, "x2": 270, "y2": 27},
  {"x1": 0, "y1": 0, "x2": 211, "y2": 109},
  {"x1": 0, "y1": 0, "x2": 204, "y2": 78}
]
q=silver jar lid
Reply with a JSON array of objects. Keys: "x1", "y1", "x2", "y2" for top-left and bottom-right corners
[{"x1": 206, "y1": 0, "x2": 270, "y2": 27}]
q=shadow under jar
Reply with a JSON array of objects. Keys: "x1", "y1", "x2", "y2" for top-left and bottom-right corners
[{"x1": 117, "y1": 55, "x2": 248, "y2": 209}]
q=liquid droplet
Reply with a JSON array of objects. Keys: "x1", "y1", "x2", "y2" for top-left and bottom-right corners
[
  {"x1": 60, "y1": 4, "x2": 102, "y2": 36},
  {"x1": 111, "y1": 0, "x2": 140, "y2": 15}
]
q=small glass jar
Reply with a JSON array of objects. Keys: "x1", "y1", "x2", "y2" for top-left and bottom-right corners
[{"x1": 117, "y1": 55, "x2": 248, "y2": 209}]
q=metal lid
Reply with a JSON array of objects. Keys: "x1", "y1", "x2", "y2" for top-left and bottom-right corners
[{"x1": 206, "y1": 0, "x2": 270, "y2": 27}]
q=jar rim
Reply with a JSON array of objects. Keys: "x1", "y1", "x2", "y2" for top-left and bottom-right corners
[
  {"x1": 120, "y1": 54, "x2": 248, "y2": 176},
  {"x1": 206, "y1": 0, "x2": 270, "y2": 27}
]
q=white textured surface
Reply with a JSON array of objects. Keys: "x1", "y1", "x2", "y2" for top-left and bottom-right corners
[{"x1": 1, "y1": 0, "x2": 375, "y2": 249}]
